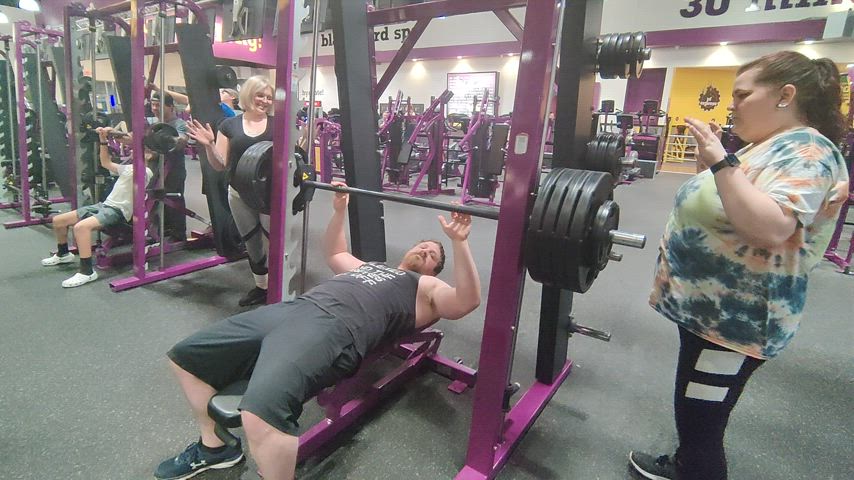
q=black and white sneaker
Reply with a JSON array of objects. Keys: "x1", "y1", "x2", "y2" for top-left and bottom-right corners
[
  {"x1": 238, "y1": 287, "x2": 268, "y2": 307},
  {"x1": 629, "y1": 451, "x2": 677, "y2": 480},
  {"x1": 154, "y1": 439, "x2": 244, "y2": 480}
]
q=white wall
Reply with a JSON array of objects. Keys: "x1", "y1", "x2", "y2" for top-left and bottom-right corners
[
  {"x1": 296, "y1": 54, "x2": 522, "y2": 115},
  {"x1": 601, "y1": 0, "x2": 853, "y2": 32},
  {"x1": 0, "y1": 7, "x2": 36, "y2": 37},
  {"x1": 296, "y1": 9, "x2": 524, "y2": 58},
  {"x1": 647, "y1": 41, "x2": 854, "y2": 68},
  {"x1": 598, "y1": 77, "x2": 627, "y2": 111}
]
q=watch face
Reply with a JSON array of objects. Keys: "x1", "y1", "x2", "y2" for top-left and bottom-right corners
[{"x1": 726, "y1": 154, "x2": 740, "y2": 167}]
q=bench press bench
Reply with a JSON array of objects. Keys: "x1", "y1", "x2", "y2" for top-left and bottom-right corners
[{"x1": 207, "y1": 328, "x2": 477, "y2": 461}]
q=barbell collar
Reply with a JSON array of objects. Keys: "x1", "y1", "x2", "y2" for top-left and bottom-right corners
[
  {"x1": 303, "y1": 180, "x2": 500, "y2": 220},
  {"x1": 570, "y1": 320, "x2": 612, "y2": 342},
  {"x1": 609, "y1": 230, "x2": 646, "y2": 249}
]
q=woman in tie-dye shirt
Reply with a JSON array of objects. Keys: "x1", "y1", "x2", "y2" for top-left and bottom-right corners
[{"x1": 630, "y1": 51, "x2": 849, "y2": 480}]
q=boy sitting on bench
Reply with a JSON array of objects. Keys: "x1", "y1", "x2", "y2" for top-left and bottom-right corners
[
  {"x1": 41, "y1": 127, "x2": 154, "y2": 288},
  {"x1": 155, "y1": 184, "x2": 481, "y2": 480}
]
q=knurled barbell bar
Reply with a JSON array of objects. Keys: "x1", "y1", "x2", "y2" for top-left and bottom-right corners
[{"x1": 231, "y1": 142, "x2": 645, "y2": 293}]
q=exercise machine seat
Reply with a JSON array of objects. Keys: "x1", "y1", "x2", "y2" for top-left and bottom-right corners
[{"x1": 207, "y1": 379, "x2": 248, "y2": 429}]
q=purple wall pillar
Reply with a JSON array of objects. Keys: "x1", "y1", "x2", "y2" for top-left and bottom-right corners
[{"x1": 623, "y1": 67, "x2": 666, "y2": 114}]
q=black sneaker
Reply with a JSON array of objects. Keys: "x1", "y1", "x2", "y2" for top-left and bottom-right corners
[
  {"x1": 154, "y1": 439, "x2": 244, "y2": 480},
  {"x1": 629, "y1": 451, "x2": 676, "y2": 480},
  {"x1": 238, "y1": 287, "x2": 268, "y2": 307}
]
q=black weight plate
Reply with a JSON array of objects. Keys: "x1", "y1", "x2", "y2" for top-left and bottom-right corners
[
  {"x1": 615, "y1": 32, "x2": 629, "y2": 79},
  {"x1": 584, "y1": 178, "x2": 617, "y2": 272},
  {"x1": 529, "y1": 167, "x2": 564, "y2": 232},
  {"x1": 632, "y1": 32, "x2": 646, "y2": 78},
  {"x1": 585, "y1": 174, "x2": 617, "y2": 288},
  {"x1": 602, "y1": 133, "x2": 619, "y2": 173},
  {"x1": 612, "y1": 135, "x2": 626, "y2": 178},
  {"x1": 566, "y1": 172, "x2": 597, "y2": 291},
  {"x1": 568, "y1": 171, "x2": 613, "y2": 292},
  {"x1": 232, "y1": 140, "x2": 273, "y2": 213},
  {"x1": 599, "y1": 33, "x2": 615, "y2": 78},
  {"x1": 215, "y1": 65, "x2": 238, "y2": 89},
  {"x1": 596, "y1": 33, "x2": 611, "y2": 78},
  {"x1": 584, "y1": 137, "x2": 600, "y2": 172},
  {"x1": 538, "y1": 169, "x2": 581, "y2": 282},
  {"x1": 599, "y1": 134, "x2": 616, "y2": 176},
  {"x1": 604, "y1": 33, "x2": 619, "y2": 78},
  {"x1": 552, "y1": 169, "x2": 591, "y2": 288},
  {"x1": 526, "y1": 168, "x2": 574, "y2": 283},
  {"x1": 605, "y1": 134, "x2": 622, "y2": 178},
  {"x1": 591, "y1": 200, "x2": 619, "y2": 271},
  {"x1": 586, "y1": 135, "x2": 603, "y2": 172},
  {"x1": 626, "y1": 32, "x2": 639, "y2": 78},
  {"x1": 624, "y1": 31, "x2": 637, "y2": 79},
  {"x1": 589, "y1": 133, "x2": 610, "y2": 172},
  {"x1": 525, "y1": 168, "x2": 566, "y2": 282}
]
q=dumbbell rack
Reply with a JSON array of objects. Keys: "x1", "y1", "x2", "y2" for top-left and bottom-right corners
[{"x1": 2, "y1": 22, "x2": 71, "y2": 229}]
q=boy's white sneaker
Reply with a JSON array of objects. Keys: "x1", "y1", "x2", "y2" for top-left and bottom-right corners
[
  {"x1": 61, "y1": 271, "x2": 99, "y2": 288},
  {"x1": 41, "y1": 253, "x2": 75, "y2": 266}
]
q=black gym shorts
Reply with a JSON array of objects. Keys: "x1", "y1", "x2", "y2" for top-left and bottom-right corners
[{"x1": 167, "y1": 299, "x2": 361, "y2": 435}]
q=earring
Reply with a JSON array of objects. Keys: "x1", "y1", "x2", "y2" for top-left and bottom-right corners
[{"x1": 776, "y1": 102, "x2": 789, "y2": 108}]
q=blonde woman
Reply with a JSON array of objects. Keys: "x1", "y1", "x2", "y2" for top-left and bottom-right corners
[{"x1": 187, "y1": 75, "x2": 274, "y2": 306}]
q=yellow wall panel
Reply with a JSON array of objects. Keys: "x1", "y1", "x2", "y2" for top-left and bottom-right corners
[{"x1": 667, "y1": 67, "x2": 737, "y2": 127}]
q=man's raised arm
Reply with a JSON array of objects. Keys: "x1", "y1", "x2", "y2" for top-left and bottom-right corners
[
  {"x1": 431, "y1": 212, "x2": 481, "y2": 320},
  {"x1": 323, "y1": 182, "x2": 364, "y2": 274}
]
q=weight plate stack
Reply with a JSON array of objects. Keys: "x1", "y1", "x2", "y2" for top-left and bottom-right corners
[
  {"x1": 232, "y1": 140, "x2": 274, "y2": 214},
  {"x1": 525, "y1": 168, "x2": 617, "y2": 293}
]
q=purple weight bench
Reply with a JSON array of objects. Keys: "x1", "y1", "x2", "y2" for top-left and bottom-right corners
[{"x1": 207, "y1": 328, "x2": 477, "y2": 462}]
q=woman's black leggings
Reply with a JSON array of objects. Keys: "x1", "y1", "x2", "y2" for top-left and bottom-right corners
[{"x1": 674, "y1": 326, "x2": 765, "y2": 480}]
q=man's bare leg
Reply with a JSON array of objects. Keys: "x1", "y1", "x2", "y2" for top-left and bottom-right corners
[
  {"x1": 241, "y1": 410, "x2": 298, "y2": 480},
  {"x1": 168, "y1": 359, "x2": 224, "y2": 448}
]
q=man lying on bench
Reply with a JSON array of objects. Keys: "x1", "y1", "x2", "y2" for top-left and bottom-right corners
[{"x1": 154, "y1": 182, "x2": 481, "y2": 480}]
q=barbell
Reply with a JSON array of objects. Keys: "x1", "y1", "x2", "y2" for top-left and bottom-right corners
[
  {"x1": 231, "y1": 142, "x2": 646, "y2": 293},
  {"x1": 143, "y1": 123, "x2": 182, "y2": 155}
]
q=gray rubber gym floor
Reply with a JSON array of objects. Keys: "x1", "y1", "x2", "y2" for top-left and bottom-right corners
[{"x1": 0, "y1": 160, "x2": 851, "y2": 479}]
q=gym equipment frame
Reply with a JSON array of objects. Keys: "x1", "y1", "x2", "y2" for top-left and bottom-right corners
[
  {"x1": 63, "y1": 0, "x2": 230, "y2": 292},
  {"x1": 2, "y1": 22, "x2": 70, "y2": 229}
]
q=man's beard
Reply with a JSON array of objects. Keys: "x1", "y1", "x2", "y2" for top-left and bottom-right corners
[{"x1": 401, "y1": 252, "x2": 422, "y2": 271}]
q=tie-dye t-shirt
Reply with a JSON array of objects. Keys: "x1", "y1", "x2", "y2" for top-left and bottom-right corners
[{"x1": 650, "y1": 127, "x2": 849, "y2": 359}]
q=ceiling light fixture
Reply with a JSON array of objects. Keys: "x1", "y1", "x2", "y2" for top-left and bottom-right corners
[
  {"x1": 19, "y1": 0, "x2": 40, "y2": 12},
  {"x1": 0, "y1": 12, "x2": 8, "y2": 24},
  {"x1": 719, "y1": 41, "x2": 729, "y2": 46}
]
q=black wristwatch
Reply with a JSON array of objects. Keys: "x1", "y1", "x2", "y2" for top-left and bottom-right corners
[{"x1": 710, "y1": 153, "x2": 740, "y2": 174}]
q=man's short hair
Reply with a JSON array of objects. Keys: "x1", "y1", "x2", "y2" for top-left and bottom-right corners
[
  {"x1": 420, "y1": 239, "x2": 445, "y2": 275},
  {"x1": 221, "y1": 88, "x2": 238, "y2": 99},
  {"x1": 151, "y1": 92, "x2": 174, "y2": 107}
]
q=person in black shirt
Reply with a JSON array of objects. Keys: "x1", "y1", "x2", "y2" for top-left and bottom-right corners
[
  {"x1": 187, "y1": 76, "x2": 274, "y2": 306},
  {"x1": 154, "y1": 184, "x2": 481, "y2": 480}
]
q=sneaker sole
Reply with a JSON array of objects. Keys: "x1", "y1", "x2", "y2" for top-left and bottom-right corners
[
  {"x1": 629, "y1": 451, "x2": 671, "y2": 480},
  {"x1": 61, "y1": 273, "x2": 99, "y2": 288},
  {"x1": 157, "y1": 453, "x2": 244, "y2": 480},
  {"x1": 42, "y1": 257, "x2": 75, "y2": 266}
]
